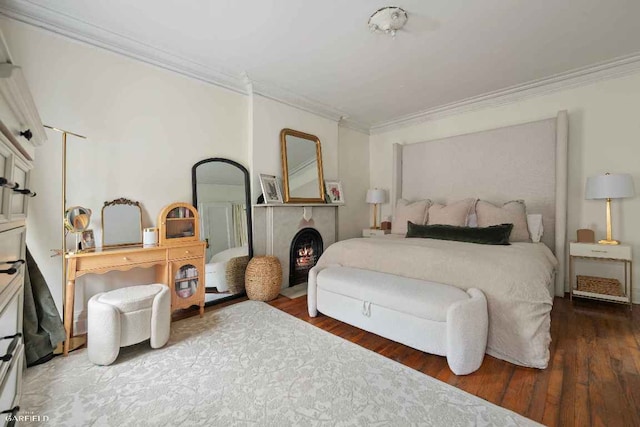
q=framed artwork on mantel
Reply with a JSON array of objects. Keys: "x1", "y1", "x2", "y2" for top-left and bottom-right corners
[
  {"x1": 325, "y1": 180, "x2": 345, "y2": 204},
  {"x1": 259, "y1": 174, "x2": 284, "y2": 204}
]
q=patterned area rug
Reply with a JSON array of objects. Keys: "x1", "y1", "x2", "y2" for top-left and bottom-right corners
[{"x1": 21, "y1": 301, "x2": 539, "y2": 426}]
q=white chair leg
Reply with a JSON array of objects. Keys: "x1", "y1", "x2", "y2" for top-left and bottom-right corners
[
  {"x1": 88, "y1": 293, "x2": 121, "y2": 366},
  {"x1": 150, "y1": 285, "x2": 171, "y2": 349}
]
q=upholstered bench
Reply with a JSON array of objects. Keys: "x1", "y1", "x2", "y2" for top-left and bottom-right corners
[
  {"x1": 308, "y1": 266, "x2": 488, "y2": 375},
  {"x1": 87, "y1": 284, "x2": 171, "y2": 365}
]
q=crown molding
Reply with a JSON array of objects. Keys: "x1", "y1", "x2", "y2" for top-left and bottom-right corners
[
  {"x1": 0, "y1": 0, "x2": 250, "y2": 94},
  {"x1": 251, "y1": 80, "x2": 343, "y2": 122},
  {"x1": 0, "y1": 1, "x2": 365, "y2": 128},
  {"x1": 3, "y1": 1, "x2": 640, "y2": 137},
  {"x1": 338, "y1": 118, "x2": 370, "y2": 135},
  {"x1": 370, "y1": 52, "x2": 640, "y2": 134}
]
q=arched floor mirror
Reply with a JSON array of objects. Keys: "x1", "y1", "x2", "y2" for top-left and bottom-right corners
[{"x1": 192, "y1": 158, "x2": 253, "y2": 306}]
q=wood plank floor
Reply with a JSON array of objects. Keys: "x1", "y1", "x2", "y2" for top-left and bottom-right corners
[{"x1": 265, "y1": 295, "x2": 640, "y2": 427}]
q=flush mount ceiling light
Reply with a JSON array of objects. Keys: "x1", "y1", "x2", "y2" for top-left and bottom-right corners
[{"x1": 368, "y1": 6, "x2": 408, "y2": 37}]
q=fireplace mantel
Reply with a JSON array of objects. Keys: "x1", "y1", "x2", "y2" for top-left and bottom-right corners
[{"x1": 253, "y1": 205, "x2": 337, "y2": 288}]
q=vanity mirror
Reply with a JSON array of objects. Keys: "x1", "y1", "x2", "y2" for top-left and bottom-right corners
[
  {"x1": 101, "y1": 198, "x2": 143, "y2": 248},
  {"x1": 65, "y1": 206, "x2": 92, "y2": 252},
  {"x1": 280, "y1": 128, "x2": 325, "y2": 203},
  {"x1": 64, "y1": 206, "x2": 92, "y2": 233},
  {"x1": 192, "y1": 158, "x2": 253, "y2": 305}
]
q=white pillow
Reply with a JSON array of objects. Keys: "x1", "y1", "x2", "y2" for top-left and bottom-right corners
[
  {"x1": 427, "y1": 198, "x2": 476, "y2": 227},
  {"x1": 476, "y1": 200, "x2": 530, "y2": 242},
  {"x1": 392, "y1": 199, "x2": 430, "y2": 235},
  {"x1": 527, "y1": 214, "x2": 544, "y2": 243}
]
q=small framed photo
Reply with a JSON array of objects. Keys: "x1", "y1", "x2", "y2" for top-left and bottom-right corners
[
  {"x1": 259, "y1": 174, "x2": 283, "y2": 204},
  {"x1": 325, "y1": 180, "x2": 345, "y2": 204},
  {"x1": 81, "y1": 229, "x2": 96, "y2": 250}
]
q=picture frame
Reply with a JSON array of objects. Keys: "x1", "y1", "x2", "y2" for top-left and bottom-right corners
[
  {"x1": 81, "y1": 229, "x2": 96, "y2": 250},
  {"x1": 259, "y1": 174, "x2": 284, "y2": 204},
  {"x1": 324, "y1": 180, "x2": 345, "y2": 204}
]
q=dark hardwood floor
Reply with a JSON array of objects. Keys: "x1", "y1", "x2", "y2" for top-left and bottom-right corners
[{"x1": 265, "y1": 295, "x2": 640, "y2": 427}]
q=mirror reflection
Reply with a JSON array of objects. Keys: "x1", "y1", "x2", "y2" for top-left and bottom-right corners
[
  {"x1": 281, "y1": 129, "x2": 325, "y2": 203},
  {"x1": 193, "y1": 158, "x2": 252, "y2": 305},
  {"x1": 65, "y1": 206, "x2": 92, "y2": 233},
  {"x1": 102, "y1": 198, "x2": 143, "y2": 247}
]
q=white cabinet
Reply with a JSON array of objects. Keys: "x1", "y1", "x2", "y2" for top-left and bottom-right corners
[{"x1": 0, "y1": 26, "x2": 44, "y2": 423}]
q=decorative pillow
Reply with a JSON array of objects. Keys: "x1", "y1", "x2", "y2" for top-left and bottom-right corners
[
  {"x1": 476, "y1": 200, "x2": 530, "y2": 242},
  {"x1": 391, "y1": 199, "x2": 430, "y2": 235},
  {"x1": 406, "y1": 222, "x2": 513, "y2": 245},
  {"x1": 527, "y1": 214, "x2": 544, "y2": 243},
  {"x1": 427, "y1": 198, "x2": 476, "y2": 227}
]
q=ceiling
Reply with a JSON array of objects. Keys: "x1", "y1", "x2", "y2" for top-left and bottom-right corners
[{"x1": 2, "y1": 0, "x2": 640, "y2": 131}]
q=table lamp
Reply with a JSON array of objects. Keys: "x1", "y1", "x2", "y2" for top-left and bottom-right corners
[
  {"x1": 585, "y1": 172, "x2": 635, "y2": 245},
  {"x1": 366, "y1": 189, "x2": 386, "y2": 229}
]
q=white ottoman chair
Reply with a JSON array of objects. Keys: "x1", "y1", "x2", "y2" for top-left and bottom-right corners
[{"x1": 88, "y1": 284, "x2": 170, "y2": 365}]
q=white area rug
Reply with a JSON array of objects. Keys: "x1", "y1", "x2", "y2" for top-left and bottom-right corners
[
  {"x1": 21, "y1": 301, "x2": 539, "y2": 426},
  {"x1": 279, "y1": 282, "x2": 308, "y2": 299}
]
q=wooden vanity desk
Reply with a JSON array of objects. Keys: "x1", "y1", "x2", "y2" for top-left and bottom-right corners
[{"x1": 63, "y1": 240, "x2": 206, "y2": 355}]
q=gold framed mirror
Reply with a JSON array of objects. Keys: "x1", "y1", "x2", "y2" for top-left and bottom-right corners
[
  {"x1": 280, "y1": 128, "x2": 325, "y2": 203},
  {"x1": 101, "y1": 198, "x2": 143, "y2": 248}
]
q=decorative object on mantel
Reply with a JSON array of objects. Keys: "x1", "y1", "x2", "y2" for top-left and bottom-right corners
[
  {"x1": 245, "y1": 256, "x2": 282, "y2": 301},
  {"x1": 325, "y1": 180, "x2": 345, "y2": 204},
  {"x1": 259, "y1": 173, "x2": 284, "y2": 204},
  {"x1": 576, "y1": 228, "x2": 595, "y2": 243},
  {"x1": 368, "y1": 6, "x2": 408, "y2": 38},
  {"x1": 101, "y1": 198, "x2": 143, "y2": 248},
  {"x1": 366, "y1": 188, "x2": 386, "y2": 229},
  {"x1": 585, "y1": 172, "x2": 635, "y2": 245},
  {"x1": 280, "y1": 128, "x2": 325, "y2": 203}
]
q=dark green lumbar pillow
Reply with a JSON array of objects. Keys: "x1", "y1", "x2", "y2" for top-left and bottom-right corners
[{"x1": 406, "y1": 222, "x2": 513, "y2": 245}]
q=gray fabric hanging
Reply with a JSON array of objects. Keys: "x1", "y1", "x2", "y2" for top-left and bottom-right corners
[{"x1": 23, "y1": 247, "x2": 66, "y2": 366}]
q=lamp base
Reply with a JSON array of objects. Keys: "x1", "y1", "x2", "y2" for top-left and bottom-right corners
[{"x1": 598, "y1": 239, "x2": 620, "y2": 245}]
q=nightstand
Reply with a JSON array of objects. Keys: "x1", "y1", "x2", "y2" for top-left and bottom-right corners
[
  {"x1": 569, "y1": 242, "x2": 633, "y2": 309},
  {"x1": 362, "y1": 228, "x2": 390, "y2": 238}
]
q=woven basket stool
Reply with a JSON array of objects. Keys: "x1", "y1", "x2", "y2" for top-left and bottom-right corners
[{"x1": 245, "y1": 256, "x2": 282, "y2": 301}]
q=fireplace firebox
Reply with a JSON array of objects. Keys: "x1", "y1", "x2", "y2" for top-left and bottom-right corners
[{"x1": 289, "y1": 228, "x2": 323, "y2": 286}]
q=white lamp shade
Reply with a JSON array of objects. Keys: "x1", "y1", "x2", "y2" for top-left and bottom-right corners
[
  {"x1": 585, "y1": 173, "x2": 635, "y2": 200},
  {"x1": 366, "y1": 189, "x2": 386, "y2": 204}
]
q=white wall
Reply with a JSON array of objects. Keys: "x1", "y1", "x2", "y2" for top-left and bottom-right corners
[
  {"x1": 370, "y1": 72, "x2": 640, "y2": 302},
  {"x1": 1, "y1": 17, "x2": 249, "y2": 323},
  {"x1": 338, "y1": 125, "x2": 370, "y2": 239},
  {"x1": 1, "y1": 17, "x2": 374, "y2": 327}
]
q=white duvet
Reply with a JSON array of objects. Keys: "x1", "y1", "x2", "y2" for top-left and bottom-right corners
[{"x1": 315, "y1": 236, "x2": 557, "y2": 368}]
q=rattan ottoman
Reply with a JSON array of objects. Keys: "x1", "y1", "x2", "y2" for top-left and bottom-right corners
[{"x1": 245, "y1": 256, "x2": 282, "y2": 301}]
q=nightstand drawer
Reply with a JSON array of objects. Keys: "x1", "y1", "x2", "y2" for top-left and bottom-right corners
[{"x1": 570, "y1": 243, "x2": 631, "y2": 260}]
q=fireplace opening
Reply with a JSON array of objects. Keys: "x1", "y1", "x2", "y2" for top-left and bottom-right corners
[{"x1": 289, "y1": 227, "x2": 323, "y2": 287}]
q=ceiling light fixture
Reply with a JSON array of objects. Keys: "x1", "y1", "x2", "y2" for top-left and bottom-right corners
[{"x1": 368, "y1": 6, "x2": 408, "y2": 37}]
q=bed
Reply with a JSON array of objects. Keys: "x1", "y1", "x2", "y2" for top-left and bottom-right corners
[{"x1": 311, "y1": 111, "x2": 568, "y2": 369}]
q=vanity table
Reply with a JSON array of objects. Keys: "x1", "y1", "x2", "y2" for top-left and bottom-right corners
[{"x1": 64, "y1": 241, "x2": 205, "y2": 355}]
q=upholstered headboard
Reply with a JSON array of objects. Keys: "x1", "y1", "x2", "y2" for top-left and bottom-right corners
[{"x1": 391, "y1": 111, "x2": 568, "y2": 296}]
